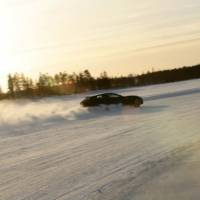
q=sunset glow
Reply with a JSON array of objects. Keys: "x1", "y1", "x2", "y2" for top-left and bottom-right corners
[{"x1": 0, "y1": 0, "x2": 200, "y2": 89}]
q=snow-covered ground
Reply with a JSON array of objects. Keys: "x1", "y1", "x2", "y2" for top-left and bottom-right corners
[{"x1": 0, "y1": 79, "x2": 200, "y2": 200}]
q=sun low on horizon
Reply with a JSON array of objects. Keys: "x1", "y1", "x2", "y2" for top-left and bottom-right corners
[{"x1": 0, "y1": 0, "x2": 200, "y2": 90}]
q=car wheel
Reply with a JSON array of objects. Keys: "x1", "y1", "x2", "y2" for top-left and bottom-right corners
[{"x1": 133, "y1": 99, "x2": 141, "y2": 107}]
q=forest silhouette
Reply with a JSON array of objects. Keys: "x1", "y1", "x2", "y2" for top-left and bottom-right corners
[{"x1": 0, "y1": 64, "x2": 199, "y2": 100}]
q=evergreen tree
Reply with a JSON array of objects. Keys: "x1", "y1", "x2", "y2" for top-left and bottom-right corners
[
  {"x1": 8, "y1": 74, "x2": 14, "y2": 97},
  {"x1": 60, "y1": 72, "x2": 68, "y2": 85}
]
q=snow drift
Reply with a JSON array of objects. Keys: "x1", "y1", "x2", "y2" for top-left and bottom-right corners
[{"x1": 0, "y1": 97, "x2": 127, "y2": 127}]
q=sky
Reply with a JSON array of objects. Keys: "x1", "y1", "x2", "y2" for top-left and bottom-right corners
[{"x1": 0, "y1": 0, "x2": 200, "y2": 90}]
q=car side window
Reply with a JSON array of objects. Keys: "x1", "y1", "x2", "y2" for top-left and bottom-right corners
[
  {"x1": 109, "y1": 94, "x2": 120, "y2": 98},
  {"x1": 97, "y1": 95, "x2": 103, "y2": 99}
]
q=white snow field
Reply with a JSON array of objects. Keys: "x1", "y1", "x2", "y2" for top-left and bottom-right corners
[{"x1": 0, "y1": 79, "x2": 200, "y2": 200}]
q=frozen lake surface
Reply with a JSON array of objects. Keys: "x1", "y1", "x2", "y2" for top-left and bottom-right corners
[{"x1": 0, "y1": 79, "x2": 200, "y2": 200}]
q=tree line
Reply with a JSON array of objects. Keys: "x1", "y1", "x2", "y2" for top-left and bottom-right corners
[{"x1": 0, "y1": 64, "x2": 199, "y2": 100}]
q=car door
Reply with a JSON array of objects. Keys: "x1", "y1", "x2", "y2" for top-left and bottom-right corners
[
  {"x1": 108, "y1": 94, "x2": 121, "y2": 104},
  {"x1": 97, "y1": 94, "x2": 110, "y2": 105},
  {"x1": 101, "y1": 94, "x2": 110, "y2": 105},
  {"x1": 96, "y1": 95, "x2": 105, "y2": 105}
]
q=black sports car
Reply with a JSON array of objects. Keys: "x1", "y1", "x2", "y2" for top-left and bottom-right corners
[{"x1": 80, "y1": 93, "x2": 143, "y2": 107}]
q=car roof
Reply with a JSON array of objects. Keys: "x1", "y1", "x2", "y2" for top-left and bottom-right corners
[{"x1": 87, "y1": 93, "x2": 121, "y2": 98}]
